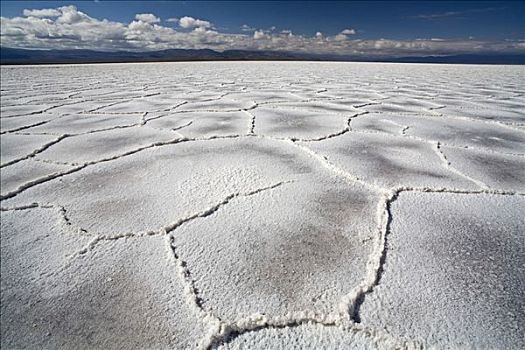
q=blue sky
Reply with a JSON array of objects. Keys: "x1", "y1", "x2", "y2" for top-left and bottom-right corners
[{"x1": 1, "y1": 1, "x2": 524, "y2": 56}]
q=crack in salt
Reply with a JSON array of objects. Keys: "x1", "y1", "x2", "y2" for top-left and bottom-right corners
[
  {"x1": 345, "y1": 185, "x2": 520, "y2": 327},
  {"x1": 202, "y1": 312, "x2": 425, "y2": 350},
  {"x1": 289, "y1": 140, "x2": 385, "y2": 192},
  {"x1": 0, "y1": 135, "x2": 68, "y2": 169},
  {"x1": 243, "y1": 110, "x2": 256, "y2": 134},
  {"x1": 434, "y1": 141, "x2": 489, "y2": 190},
  {"x1": 0, "y1": 134, "x2": 252, "y2": 201}
]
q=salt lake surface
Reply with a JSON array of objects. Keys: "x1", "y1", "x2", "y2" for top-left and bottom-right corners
[{"x1": 1, "y1": 62, "x2": 524, "y2": 349}]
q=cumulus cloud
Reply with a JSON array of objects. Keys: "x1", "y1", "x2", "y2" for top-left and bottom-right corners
[
  {"x1": 241, "y1": 24, "x2": 255, "y2": 32},
  {"x1": 341, "y1": 28, "x2": 356, "y2": 35},
  {"x1": 135, "y1": 13, "x2": 160, "y2": 24},
  {"x1": 55, "y1": 5, "x2": 92, "y2": 24},
  {"x1": 1, "y1": 5, "x2": 524, "y2": 57},
  {"x1": 166, "y1": 17, "x2": 179, "y2": 23},
  {"x1": 331, "y1": 29, "x2": 357, "y2": 41},
  {"x1": 178, "y1": 16, "x2": 211, "y2": 29},
  {"x1": 22, "y1": 8, "x2": 61, "y2": 18},
  {"x1": 253, "y1": 30, "x2": 268, "y2": 40}
]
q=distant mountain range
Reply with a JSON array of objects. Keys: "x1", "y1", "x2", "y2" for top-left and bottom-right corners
[{"x1": 2, "y1": 47, "x2": 524, "y2": 65}]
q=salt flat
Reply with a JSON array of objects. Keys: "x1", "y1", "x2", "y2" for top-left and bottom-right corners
[{"x1": 0, "y1": 62, "x2": 524, "y2": 349}]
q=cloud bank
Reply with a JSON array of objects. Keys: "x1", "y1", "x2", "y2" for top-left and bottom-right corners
[{"x1": 1, "y1": 5, "x2": 524, "y2": 56}]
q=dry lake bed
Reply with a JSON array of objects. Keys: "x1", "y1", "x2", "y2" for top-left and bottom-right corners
[{"x1": 1, "y1": 61, "x2": 524, "y2": 349}]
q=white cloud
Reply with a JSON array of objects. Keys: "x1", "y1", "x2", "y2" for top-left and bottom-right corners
[
  {"x1": 166, "y1": 18, "x2": 179, "y2": 23},
  {"x1": 241, "y1": 24, "x2": 255, "y2": 32},
  {"x1": 341, "y1": 28, "x2": 356, "y2": 35},
  {"x1": 54, "y1": 5, "x2": 92, "y2": 24},
  {"x1": 23, "y1": 8, "x2": 60, "y2": 18},
  {"x1": 179, "y1": 16, "x2": 211, "y2": 29},
  {"x1": 253, "y1": 30, "x2": 268, "y2": 40},
  {"x1": 135, "y1": 13, "x2": 160, "y2": 24},
  {"x1": 1, "y1": 6, "x2": 524, "y2": 57}
]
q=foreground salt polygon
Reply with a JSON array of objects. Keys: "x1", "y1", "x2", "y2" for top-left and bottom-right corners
[
  {"x1": 1, "y1": 62, "x2": 524, "y2": 350},
  {"x1": 359, "y1": 192, "x2": 525, "y2": 349}
]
